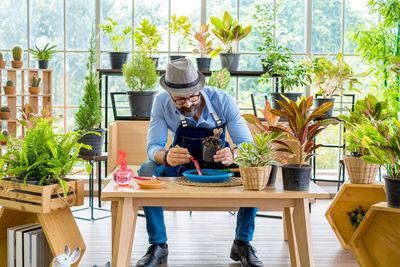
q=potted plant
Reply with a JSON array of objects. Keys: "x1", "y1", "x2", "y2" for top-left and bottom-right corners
[
  {"x1": 98, "y1": 18, "x2": 133, "y2": 69},
  {"x1": 169, "y1": 14, "x2": 191, "y2": 61},
  {"x1": 3, "y1": 80, "x2": 16, "y2": 94},
  {"x1": 242, "y1": 100, "x2": 288, "y2": 186},
  {"x1": 122, "y1": 51, "x2": 158, "y2": 117},
  {"x1": 207, "y1": 68, "x2": 230, "y2": 90},
  {"x1": 0, "y1": 106, "x2": 10, "y2": 120},
  {"x1": 0, "y1": 130, "x2": 8, "y2": 145},
  {"x1": 133, "y1": 19, "x2": 162, "y2": 68},
  {"x1": 0, "y1": 52, "x2": 6, "y2": 68},
  {"x1": 11, "y1": 45, "x2": 23, "y2": 69},
  {"x1": 74, "y1": 29, "x2": 104, "y2": 156},
  {"x1": 29, "y1": 76, "x2": 41, "y2": 94},
  {"x1": 0, "y1": 116, "x2": 91, "y2": 196},
  {"x1": 362, "y1": 119, "x2": 400, "y2": 208},
  {"x1": 189, "y1": 24, "x2": 213, "y2": 70},
  {"x1": 28, "y1": 43, "x2": 57, "y2": 69},
  {"x1": 234, "y1": 132, "x2": 280, "y2": 190},
  {"x1": 303, "y1": 53, "x2": 366, "y2": 117},
  {"x1": 210, "y1": 11, "x2": 252, "y2": 71},
  {"x1": 270, "y1": 96, "x2": 334, "y2": 191},
  {"x1": 202, "y1": 128, "x2": 223, "y2": 163}
]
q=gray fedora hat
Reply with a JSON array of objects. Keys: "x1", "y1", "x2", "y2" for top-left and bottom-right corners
[{"x1": 159, "y1": 58, "x2": 206, "y2": 95}]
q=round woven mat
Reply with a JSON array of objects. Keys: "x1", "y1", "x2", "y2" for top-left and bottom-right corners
[{"x1": 175, "y1": 176, "x2": 243, "y2": 187}]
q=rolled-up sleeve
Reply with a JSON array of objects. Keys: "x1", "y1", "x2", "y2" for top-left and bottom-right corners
[
  {"x1": 224, "y1": 94, "x2": 253, "y2": 145},
  {"x1": 146, "y1": 96, "x2": 169, "y2": 161}
]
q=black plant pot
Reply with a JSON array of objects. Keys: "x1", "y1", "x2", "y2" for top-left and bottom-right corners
[
  {"x1": 270, "y1": 92, "x2": 303, "y2": 110},
  {"x1": 267, "y1": 164, "x2": 279, "y2": 186},
  {"x1": 384, "y1": 175, "x2": 400, "y2": 208},
  {"x1": 196, "y1": 57, "x2": 211, "y2": 71},
  {"x1": 282, "y1": 164, "x2": 311, "y2": 191},
  {"x1": 314, "y1": 98, "x2": 335, "y2": 117},
  {"x1": 151, "y1": 57, "x2": 159, "y2": 68},
  {"x1": 219, "y1": 53, "x2": 240, "y2": 72},
  {"x1": 78, "y1": 128, "x2": 106, "y2": 156},
  {"x1": 38, "y1": 60, "x2": 49, "y2": 69},
  {"x1": 170, "y1": 55, "x2": 186, "y2": 61},
  {"x1": 127, "y1": 91, "x2": 157, "y2": 117},
  {"x1": 261, "y1": 59, "x2": 273, "y2": 74},
  {"x1": 202, "y1": 145, "x2": 219, "y2": 163},
  {"x1": 109, "y1": 52, "x2": 129, "y2": 70}
]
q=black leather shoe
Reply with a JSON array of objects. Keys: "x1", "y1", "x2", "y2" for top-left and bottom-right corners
[
  {"x1": 230, "y1": 242, "x2": 264, "y2": 267},
  {"x1": 135, "y1": 244, "x2": 168, "y2": 267}
]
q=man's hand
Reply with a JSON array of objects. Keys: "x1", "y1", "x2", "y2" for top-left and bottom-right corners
[
  {"x1": 166, "y1": 147, "x2": 191, "y2": 167},
  {"x1": 213, "y1": 147, "x2": 233, "y2": 166}
]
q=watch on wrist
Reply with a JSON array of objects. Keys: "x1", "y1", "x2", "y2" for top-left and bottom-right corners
[{"x1": 163, "y1": 149, "x2": 171, "y2": 166}]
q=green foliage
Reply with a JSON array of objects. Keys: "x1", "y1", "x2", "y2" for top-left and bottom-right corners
[
  {"x1": 98, "y1": 18, "x2": 133, "y2": 52},
  {"x1": 12, "y1": 45, "x2": 22, "y2": 60},
  {"x1": 75, "y1": 28, "x2": 102, "y2": 131},
  {"x1": 347, "y1": 206, "x2": 367, "y2": 228},
  {"x1": 390, "y1": 56, "x2": 400, "y2": 75},
  {"x1": 234, "y1": 132, "x2": 281, "y2": 167},
  {"x1": 6, "y1": 80, "x2": 13, "y2": 86},
  {"x1": 189, "y1": 24, "x2": 213, "y2": 58},
  {"x1": 122, "y1": 52, "x2": 158, "y2": 92},
  {"x1": 2, "y1": 130, "x2": 8, "y2": 137},
  {"x1": 210, "y1": 11, "x2": 252, "y2": 56},
  {"x1": 362, "y1": 119, "x2": 400, "y2": 178},
  {"x1": 242, "y1": 100, "x2": 281, "y2": 134},
  {"x1": 169, "y1": 15, "x2": 191, "y2": 55},
  {"x1": 133, "y1": 19, "x2": 162, "y2": 57},
  {"x1": 0, "y1": 52, "x2": 3, "y2": 61},
  {"x1": 31, "y1": 77, "x2": 41, "y2": 87},
  {"x1": 0, "y1": 117, "x2": 92, "y2": 196},
  {"x1": 0, "y1": 106, "x2": 9, "y2": 112},
  {"x1": 270, "y1": 96, "x2": 335, "y2": 166},
  {"x1": 303, "y1": 53, "x2": 367, "y2": 98},
  {"x1": 207, "y1": 68, "x2": 230, "y2": 90},
  {"x1": 28, "y1": 43, "x2": 57, "y2": 60}
]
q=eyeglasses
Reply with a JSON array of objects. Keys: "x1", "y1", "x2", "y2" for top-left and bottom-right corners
[{"x1": 171, "y1": 94, "x2": 200, "y2": 105}]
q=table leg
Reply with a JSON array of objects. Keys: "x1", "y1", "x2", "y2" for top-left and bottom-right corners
[
  {"x1": 111, "y1": 198, "x2": 138, "y2": 267},
  {"x1": 89, "y1": 161, "x2": 94, "y2": 221},
  {"x1": 98, "y1": 161, "x2": 102, "y2": 208},
  {"x1": 292, "y1": 198, "x2": 314, "y2": 267},
  {"x1": 283, "y1": 211, "x2": 288, "y2": 241},
  {"x1": 284, "y1": 207, "x2": 300, "y2": 267}
]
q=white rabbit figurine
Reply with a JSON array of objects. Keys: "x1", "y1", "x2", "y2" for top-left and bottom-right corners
[{"x1": 52, "y1": 245, "x2": 81, "y2": 267}]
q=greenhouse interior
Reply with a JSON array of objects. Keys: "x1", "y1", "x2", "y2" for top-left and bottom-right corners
[{"x1": 0, "y1": 0, "x2": 399, "y2": 266}]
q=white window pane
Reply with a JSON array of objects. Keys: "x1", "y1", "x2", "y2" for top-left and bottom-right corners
[
  {"x1": 311, "y1": 0, "x2": 343, "y2": 54},
  {"x1": 52, "y1": 107, "x2": 65, "y2": 133},
  {"x1": 50, "y1": 53, "x2": 64, "y2": 106},
  {"x1": 0, "y1": 0, "x2": 27, "y2": 50},
  {"x1": 30, "y1": 0, "x2": 63, "y2": 50},
  {"x1": 101, "y1": 0, "x2": 133, "y2": 52},
  {"x1": 66, "y1": 108, "x2": 78, "y2": 132},
  {"x1": 66, "y1": 53, "x2": 89, "y2": 106},
  {"x1": 135, "y1": 0, "x2": 169, "y2": 52},
  {"x1": 67, "y1": 0, "x2": 95, "y2": 50}
]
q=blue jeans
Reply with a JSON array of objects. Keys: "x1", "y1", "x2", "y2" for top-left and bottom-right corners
[{"x1": 138, "y1": 160, "x2": 258, "y2": 244}]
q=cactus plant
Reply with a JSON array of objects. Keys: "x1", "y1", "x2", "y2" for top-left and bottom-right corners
[
  {"x1": 0, "y1": 106, "x2": 10, "y2": 112},
  {"x1": 31, "y1": 77, "x2": 41, "y2": 87},
  {"x1": 12, "y1": 45, "x2": 23, "y2": 61},
  {"x1": 6, "y1": 80, "x2": 14, "y2": 87},
  {"x1": 0, "y1": 52, "x2": 3, "y2": 61}
]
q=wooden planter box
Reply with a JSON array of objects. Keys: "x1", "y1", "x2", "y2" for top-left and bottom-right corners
[
  {"x1": 0, "y1": 179, "x2": 84, "y2": 213},
  {"x1": 325, "y1": 182, "x2": 386, "y2": 249},
  {"x1": 349, "y1": 202, "x2": 400, "y2": 267}
]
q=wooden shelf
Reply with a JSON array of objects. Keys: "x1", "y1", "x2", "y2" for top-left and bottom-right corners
[
  {"x1": 1, "y1": 68, "x2": 53, "y2": 72},
  {"x1": 349, "y1": 202, "x2": 400, "y2": 267},
  {"x1": 0, "y1": 93, "x2": 52, "y2": 97},
  {"x1": 325, "y1": 182, "x2": 386, "y2": 249}
]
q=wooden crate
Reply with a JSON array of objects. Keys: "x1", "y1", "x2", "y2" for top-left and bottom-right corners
[
  {"x1": 349, "y1": 202, "x2": 400, "y2": 267},
  {"x1": 0, "y1": 179, "x2": 84, "y2": 213},
  {"x1": 325, "y1": 182, "x2": 386, "y2": 249}
]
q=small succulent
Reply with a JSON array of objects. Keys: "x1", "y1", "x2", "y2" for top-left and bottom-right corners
[
  {"x1": 347, "y1": 206, "x2": 367, "y2": 228},
  {"x1": 31, "y1": 77, "x2": 41, "y2": 87},
  {"x1": 0, "y1": 106, "x2": 10, "y2": 112},
  {"x1": 0, "y1": 52, "x2": 3, "y2": 61},
  {"x1": 2, "y1": 130, "x2": 8, "y2": 137},
  {"x1": 6, "y1": 80, "x2": 14, "y2": 87},
  {"x1": 12, "y1": 45, "x2": 23, "y2": 61},
  {"x1": 202, "y1": 128, "x2": 223, "y2": 149}
]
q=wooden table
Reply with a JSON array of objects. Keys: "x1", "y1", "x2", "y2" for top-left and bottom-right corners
[{"x1": 101, "y1": 170, "x2": 329, "y2": 267}]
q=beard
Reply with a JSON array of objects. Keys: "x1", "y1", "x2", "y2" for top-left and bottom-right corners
[{"x1": 177, "y1": 101, "x2": 201, "y2": 117}]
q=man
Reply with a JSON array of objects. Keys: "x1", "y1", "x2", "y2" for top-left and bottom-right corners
[{"x1": 136, "y1": 58, "x2": 263, "y2": 267}]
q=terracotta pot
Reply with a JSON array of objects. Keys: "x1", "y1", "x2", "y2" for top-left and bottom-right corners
[
  {"x1": 239, "y1": 165, "x2": 271, "y2": 190},
  {"x1": 11, "y1": 60, "x2": 23, "y2": 69},
  {"x1": 29, "y1": 86, "x2": 40, "y2": 95},
  {"x1": 0, "y1": 111, "x2": 10, "y2": 120},
  {"x1": 0, "y1": 60, "x2": 6, "y2": 68},
  {"x1": 3, "y1": 86, "x2": 15, "y2": 95}
]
